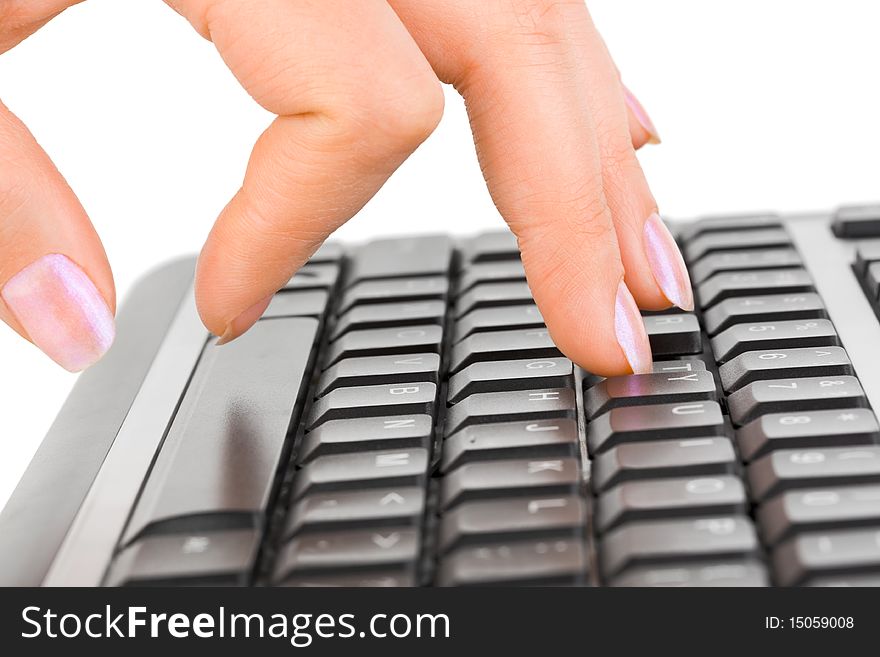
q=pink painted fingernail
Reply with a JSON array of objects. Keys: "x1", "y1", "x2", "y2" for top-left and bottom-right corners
[
  {"x1": 644, "y1": 212, "x2": 694, "y2": 311},
  {"x1": 623, "y1": 84, "x2": 661, "y2": 144},
  {"x1": 614, "y1": 281, "x2": 653, "y2": 374},
  {"x1": 1, "y1": 254, "x2": 115, "y2": 372},
  {"x1": 217, "y1": 294, "x2": 273, "y2": 345}
]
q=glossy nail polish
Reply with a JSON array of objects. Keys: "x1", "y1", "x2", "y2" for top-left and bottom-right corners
[
  {"x1": 623, "y1": 84, "x2": 661, "y2": 144},
  {"x1": 614, "y1": 281, "x2": 653, "y2": 374},
  {"x1": 217, "y1": 294, "x2": 273, "y2": 345},
  {"x1": 644, "y1": 212, "x2": 694, "y2": 311},
  {"x1": 1, "y1": 254, "x2": 115, "y2": 372}
]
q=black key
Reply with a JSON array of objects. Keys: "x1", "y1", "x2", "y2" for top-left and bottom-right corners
[
  {"x1": 444, "y1": 388, "x2": 576, "y2": 437},
  {"x1": 684, "y1": 227, "x2": 790, "y2": 262},
  {"x1": 587, "y1": 401, "x2": 727, "y2": 455},
  {"x1": 690, "y1": 248, "x2": 802, "y2": 284},
  {"x1": 459, "y1": 261, "x2": 526, "y2": 292},
  {"x1": 439, "y1": 495, "x2": 586, "y2": 552},
  {"x1": 591, "y1": 437, "x2": 738, "y2": 493},
  {"x1": 697, "y1": 268, "x2": 813, "y2": 308},
  {"x1": 596, "y1": 476, "x2": 747, "y2": 533},
  {"x1": 448, "y1": 357, "x2": 573, "y2": 403},
  {"x1": 307, "y1": 382, "x2": 436, "y2": 429},
  {"x1": 441, "y1": 418, "x2": 578, "y2": 473},
  {"x1": 737, "y1": 408, "x2": 880, "y2": 462},
  {"x1": 308, "y1": 241, "x2": 344, "y2": 264},
  {"x1": 747, "y1": 446, "x2": 880, "y2": 502},
  {"x1": 439, "y1": 538, "x2": 588, "y2": 586},
  {"x1": 854, "y1": 240, "x2": 880, "y2": 276},
  {"x1": 347, "y1": 235, "x2": 452, "y2": 284},
  {"x1": 318, "y1": 353, "x2": 440, "y2": 396},
  {"x1": 454, "y1": 304, "x2": 544, "y2": 341},
  {"x1": 121, "y1": 318, "x2": 317, "y2": 545},
  {"x1": 727, "y1": 376, "x2": 867, "y2": 426},
  {"x1": 440, "y1": 457, "x2": 581, "y2": 509},
  {"x1": 293, "y1": 448, "x2": 429, "y2": 500},
  {"x1": 285, "y1": 487, "x2": 425, "y2": 537},
  {"x1": 464, "y1": 230, "x2": 520, "y2": 263},
  {"x1": 643, "y1": 314, "x2": 702, "y2": 356},
  {"x1": 678, "y1": 214, "x2": 781, "y2": 241},
  {"x1": 331, "y1": 300, "x2": 446, "y2": 339},
  {"x1": 611, "y1": 560, "x2": 769, "y2": 587},
  {"x1": 711, "y1": 318, "x2": 839, "y2": 363},
  {"x1": 283, "y1": 263, "x2": 341, "y2": 291},
  {"x1": 718, "y1": 346, "x2": 853, "y2": 392},
  {"x1": 600, "y1": 516, "x2": 759, "y2": 580},
  {"x1": 866, "y1": 262, "x2": 880, "y2": 300},
  {"x1": 296, "y1": 414, "x2": 433, "y2": 463},
  {"x1": 807, "y1": 573, "x2": 880, "y2": 587},
  {"x1": 338, "y1": 277, "x2": 449, "y2": 314},
  {"x1": 585, "y1": 370, "x2": 717, "y2": 419},
  {"x1": 832, "y1": 204, "x2": 880, "y2": 238},
  {"x1": 263, "y1": 290, "x2": 329, "y2": 318},
  {"x1": 456, "y1": 282, "x2": 533, "y2": 317},
  {"x1": 651, "y1": 359, "x2": 707, "y2": 373},
  {"x1": 282, "y1": 570, "x2": 414, "y2": 587},
  {"x1": 774, "y1": 528, "x2": 880, "y2": 586},
  {"x1": 324, "y1": 325, "x2": 443, "y2": 367},
  {"x1": 759, "y1": 484, "x2": 880, "y2": 546},
  {"x1": 450, "y1": 327, "x2": 560, "y2": 373},
  {"x1": 107, "y1": 529, "x2": 259, "y2": 587},
  {"x1": 702, "y1": 292, "x2": 827, "y2": 335}
]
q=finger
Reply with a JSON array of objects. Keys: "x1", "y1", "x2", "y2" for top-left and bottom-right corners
[
  {"x1": 624, "y1": 84, "x2": 661, "y2": 149},
  {"x1": 0, "y1": 100, "x2": 115, "y2": 371},
  {"x1": 0, "y1": 1, "x2": 84, "y2": 53},
  {"x1": 167, "y1": 0, "x2": 444, "y2": 341}
]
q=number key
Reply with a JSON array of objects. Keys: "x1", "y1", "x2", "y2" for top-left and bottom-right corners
[
  {"x1": 727, "y1": 376, "x2": 867, "y2": 425},
  {"x1": 710, "y1": 319, "x2": 839, "y2": 363}
]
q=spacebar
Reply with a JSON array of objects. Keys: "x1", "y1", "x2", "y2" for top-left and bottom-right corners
[{"x1": 121, "y1": 317, "x2": 318, "y2": 546}]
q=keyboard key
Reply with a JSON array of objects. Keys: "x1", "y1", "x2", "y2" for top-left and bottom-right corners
[
  {"x1": 296, "y1": 414, "x2": 433, "y2": 463},
  {"x1": 293, "y1": 448, "x2": 429, "y2": 500},
  {"x1": 318, "y1": 353, "x2": 440, "y2": 396},
  {"x1": 690, "y1": 248, "x2": 802, "y2": 284},
  {"x1": 285, "y1": 487, "x2": 425, "y2": 537},
  {"x1": 832, "y1": 204, "x2": 880, "y2": 238},
  {"x1": 454, "y1": 304, "x2": 544, "y2": 341},
  {"x1": 684, "y1": 227, "x2": 791, "y2": 262},
  {"x1": 611, "y1": 560, "x2": 769, "y2": 587},
  {"x1": 459, "y1": 261, "x2": 526, "y2": 292},
  {"x1": 449, "y1": 327, "x2": 560, "y2": 374},
  {"x1": 444, "y1": 388, "x2": 576, "y2": 437},
  {"x1": 107, "y1": 529, "x2": 260, "y2": 587},
  {"x1": 463, "y1": 230, "x2": 520, "y2": 263},
  {"x1": 643, "y1": 314, "x2": 702, "y2": 356},
  {"x1": 331, "y1": 300, "x2": 446, "y2": 339},
  {"x1": 679, "y1": 214, "x2": 781, "y2": 241},
  {"x1": 806, "y1": 573, "x2": 880, "y2": 587},
  {"x1": 774, "y1": 528, "x2": 880, "y2": 586},
  {"x1": 584, "y1": 370, "x2": 717, "y2": 419},
  {"x1": 697, "y1": 268, "x2": 813, "y2": 308},
  {"x1": 338, "y1": 277, "x2": 449, "y2": 314},
  {"x1": 325, "y1": 325, "x2": 443, "y2": 367},
  {"x1": 447, "y1": 357, "x2": 573, "y2": 403},
  {"x1": 283, "y1": 263, "x2": 341, "y2": 291},
  {"x1": 591, "y1": 437, "x2": 738, "y2": 493},
  {"x1": 866, "y1": 262, "x2": 880, "y2": 301},
  {"x1": 282, "y1": 570, "x2": 415, "y2": 588},
  {"x1": 264, "y1": 290, "x2": 329, "y2": 318},
  {"x1": 587, "y1": 401, "x2": 727, "y2": 454},
  {"x1": 854, "y1": 240, "x2": 880, "y2": 276},
  {"x1": 711, "y1": 318, "x2": 839, "y2": 363},
  {"x1": 441, "y1": 419, "x2": 578, "y2": 473},
  {"x1": 747, "y1": 446, "x2": 880, "y2": 502},
  {"x1": 727, "y1": 376, "x2": 867, "y2": 426},
  {"x1": 121, "y1": 318, "x2": 317, "y2": 545},
  {"x1": 718, "y1": 346, "x2": 853, "y2": 392},
  {"x1": 652, "y1": 359, "x2": 707, "y2": 373},
  {"x1": 307, "y1": 382, "x2": 436, "y2": 429},
  {"x1": 347, "y1": 235, "x2": 452, "y2": 284},
  {"x1": 456, "y1": 282, "x2": 533, "y2": 317},
  {"x1": 702, "y1": 292, "x2": 827, "y2": 335},
  {"x1": 308, "y1": 241, "x2": 344, "y2": 264}
]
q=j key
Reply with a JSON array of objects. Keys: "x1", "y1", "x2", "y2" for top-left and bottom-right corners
[
  {"x1": 450, "y1": 327, "x2": 560, "y2": 374},
  {"x1": 758, "y1": 484, "x2": 880, "y2": 546},
  {"x1": 697, "y1": 268, "x2": 813, "y2": 308},
  {"x1": 652, "y1": 359, "x2": 707, "y2": 373},
  {"x1": 727, "y1": 376, "x2": 867, "y2": 426},
  {"x1": 711, "y1": 319, "x2": 839, "y2": 363},
  {"x1": 591, "y1": 437, "x2": 738, "y2": 493},
  {"x1": 774, "y1": 528, "x2": 880, "y2": 586},
  {"x1": 282, "y1": 570, "x2": 415, "y2": 588},
  {"x1": 285, "y1": 487, "x2": 425, "y2": 537},
  {"x1": 832, "y1": 204, "x2": 880, "y2": 238},
  {"x1": 737, "y1": 408, "x2": 880, "y2": 462},
  {"x1": 454, "y1": 304, "x2": 544, "y2": 341},
  {"x1": 448, "y1": 357, "x2": 573, "y2": 403},
  {"x1": 441, "y1": 419, "x2": 578, "y2": 473},
  {"x1": 297, "y1": 415, "x2": 433, "y2": 463},
  {"x1": 346, "y1": 235, "x2": 453, "y2": 284},
  {"x1": 263, "y1": 290, "x2": 329, "y2": 318},
  {"x1": 690, "y1": 248, "x2": 802, "y2": 284},
  {"x1": 600, "y1": 516, "x2": 759, "y2": 580},
  {"x1": 459, "y1": 261, "x2": 526, "y2": 292},
  {"x1": 439, "y1": 538, "x2": 588, "y2": 586},
  {"x1": 585, "y1": 370, "x2": 717, "y2": 419},
  {"x1": 611, "y1": 560, "x2": 769, "y2": 587},
  {"x1": 444, "y1": 388, "x2": 576, "y2": 437},
  {"x1": 324, "y1": 325, "x2": 443, "y2": 367},
  {"x1": 308, "y1": 241, "x2": 344, "y2": 264},
  {"x1": 719, "y1": 346, "x2": 853, "y2": 393},
  {"x1": 854, "y1": 240, "x2": 880, "y2": 276},
  {"x1": 107, "y1": 529, "x2": 260, "y2": 587},
  {"x1": 307, "y1": 382, "x2": 436, "y2": 429},
  {"x1": 463, "y1": 230, "x2": 520, "y2": 263},
  {"x1": 643, "y1": 314, "x2": 702, "y2": 356},
  {"x1": 456, "y1": 282, "x2": 533, "y2": 318},
  {"x1": 702, "y1": 292, "x2": 827, "y2": 335},
  {"x1": 679, "y1": 214, "x2": 781, "y2": 242},
  {"x1": 293, "y1": 448, "x2": 429, "y2": 500},
  {"x1": 587, "y1": 401, "x2": 727, "y2": 455},
  {"x1": 283, "y1": 263, "x2": 341, "y2": 291},
  {"x1": 747, "y1": 446, "x2": 880, "y2": 502},
  {"x1": 439, "y1": 495, "x2": 586, "y2": 552},
  {"x1": 318, "y1": 353, "x2": 440, "y2": 396},
  {"x1": 338, "y1": 277, "x2": 449, "y2": 314},
  {"x1": 440, "y1": 457, "x2": 581, "y2": 510},
  {"x1": 331, "y1": 300, "x2": 446, "y2": 339},
  {"x1": 597, "y1": 476, "x2": 747, "y2": 533},
  {"x1": 684, "y1": 227, "x2": 791, "y2": 262}
]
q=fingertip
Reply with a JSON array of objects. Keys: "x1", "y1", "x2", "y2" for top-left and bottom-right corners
[{"x1": 213, "y1": 294, "x2": 273, "y2": 345}]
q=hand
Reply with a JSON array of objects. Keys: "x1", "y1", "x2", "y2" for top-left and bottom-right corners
[{"x1": 0, "y1": 0, "x2": 690, "y2": 375}]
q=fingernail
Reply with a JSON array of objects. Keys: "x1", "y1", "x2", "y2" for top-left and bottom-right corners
[
  {"x1": 217, "y1": 294, "x2": 273, "y2": 345},
  {"x1": 1, "y1": 254, "x2": 115, "y2": 372},
  {"x1": 615, "y1": 281, "x2": 653, "y2": 374},
  {"x1": 644, "y1": 212, "x2": 694, "y2": 311},
  {"x1": 623, "y1": 84, "x2": 661, "y2": 144}
]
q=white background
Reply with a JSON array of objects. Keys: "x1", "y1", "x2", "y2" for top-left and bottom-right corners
[{"x1": 1, "y1": 0, "x2": 879, "y2": 510}]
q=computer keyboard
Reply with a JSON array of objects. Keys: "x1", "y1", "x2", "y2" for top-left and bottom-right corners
[{"x1": 5, "y1": 205, "x2": 880, "y2": 587}]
